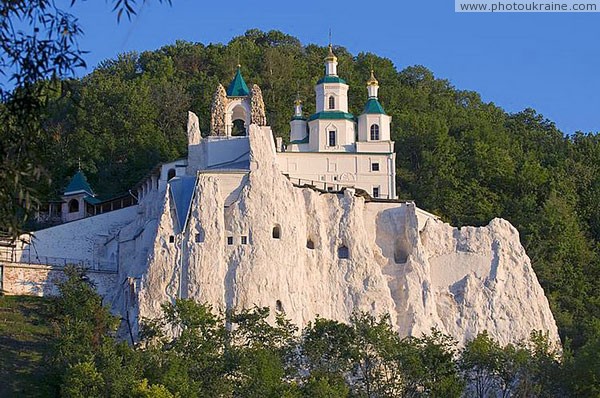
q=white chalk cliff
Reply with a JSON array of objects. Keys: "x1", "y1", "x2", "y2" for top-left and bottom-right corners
[{"x1": 110, "y1": 125, "x2": 559, "y2": 346}]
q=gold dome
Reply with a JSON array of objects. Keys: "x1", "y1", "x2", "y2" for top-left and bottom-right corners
[
  {"x1": 325, "y1": 44, "x2": 338, "y2": 62},
  {"x1": 367, "y1": 69, "x2": 379, "y2": 86}
]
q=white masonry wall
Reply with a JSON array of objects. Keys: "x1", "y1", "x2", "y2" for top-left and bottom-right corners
[{"x1": 17, "y1": 206, "x2": 138, "y2": 268}]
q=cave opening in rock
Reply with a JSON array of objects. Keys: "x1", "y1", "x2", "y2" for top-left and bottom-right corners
[
  {"x1": 272, "y1": 224, "x2": 281, "y2": 239},
  {"x1": 338, "y1": 245, "x2": 349, "y2": 259},
  {"x1": 394, "y1": 236, "x2": 409, "y2": 264}
]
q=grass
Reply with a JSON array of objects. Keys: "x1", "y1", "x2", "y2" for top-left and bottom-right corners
[{"x1": 0, "y1": 295, "x2": 56, "y2": 397}]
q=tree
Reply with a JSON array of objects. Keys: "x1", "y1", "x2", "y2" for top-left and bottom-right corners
[{"x1": 0, "y1": 0, "x2": 172, "y2": 237}]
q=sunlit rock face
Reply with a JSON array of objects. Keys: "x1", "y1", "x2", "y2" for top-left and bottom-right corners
[{"x1": 119, "y1": 125, "x2": 559, "y2": 346}]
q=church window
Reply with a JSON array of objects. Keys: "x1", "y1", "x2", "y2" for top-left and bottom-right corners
[
  {"x1": 272, "y1": 224, "x2": 281, "y2": 239},
  {"x1": 306, "y1": 239, "x2": 315, "y2": 249},
  {"x1": 276, "y1": 300, "x2": 283, "y2": 312},
  {"x1": 328, "y1": 96, "x2": 335, "y2": 110},
  {"x1": 68, "y1": 199, "x2": 79, "y2": 213},
  {"x1": 241, "y1": 236, "x2": 248, "y2": 245},
  {"x1": 371, "y1": 162, "x2": 380, "y2": 172},
  {"x1": 169, "y1": 235, "x2": 175, "y2": 243},
  {"x1": 370, "y1": 124, "x2": 380, "y2": 140},
  {"x1": 338, "y1": 245, "x2": 349, "y2": 259},
  {"x1": 227, "y1": 236, "x2": 234, "y2": 245},
  {"x1": 195, "y1": 232, "x2": 204, "y2": 243},
  {"x1": 167, "y1": 168, "x2": 176, "y2": 181},
  {"x1": 328, "y1": 130, "x2": 336, "y2": 147},
  {"x1": 372, "y1": 186, "x2": 380, "y2": 198}
]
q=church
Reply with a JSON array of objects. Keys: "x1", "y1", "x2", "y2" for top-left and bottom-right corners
[{"x1": 0, "y1": 45, "x2": 559, "y2": 347}]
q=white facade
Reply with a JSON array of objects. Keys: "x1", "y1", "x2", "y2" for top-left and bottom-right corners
[
  {"x1": 279, "y1": 46, "x2": 396, "y2": 199},
  {"x1": 225, "y1": 97, "x2": 250, "y2": 136}
]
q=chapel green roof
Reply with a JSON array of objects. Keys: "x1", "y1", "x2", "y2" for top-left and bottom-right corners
[
  {"x1": 316, "y1": 76, "x2": 347, "y2": 85},
  {"x1": 363, "y1": 98, "x2": 386, "y2": 115},
  {"x1": 226, "y1": 67, "x2": 250, "y2": 97},
  {"x1": 64, "y1": 171, "x2": 94, "y2": 196},
  {"x1": 308, "y1": 111, "x2": 355, "y2": 122}
]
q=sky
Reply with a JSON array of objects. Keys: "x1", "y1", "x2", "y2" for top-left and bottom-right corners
[{"x1": 62, "y1": 0, "x2": 600, "y2": 134}]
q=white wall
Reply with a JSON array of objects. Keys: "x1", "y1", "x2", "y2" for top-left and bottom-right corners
[
  {"x1": 358, "y1": 113, "x2": 392, "y2": 142},
  {"x1": 277, "y1": 152, "x2": 395, "y2": 198},
  {"x1": 17, "y1": 207, "x2": 138, "y2": 267},
  {"x1": 315, "y1": 82, "x2": 349, "y2": 113}
]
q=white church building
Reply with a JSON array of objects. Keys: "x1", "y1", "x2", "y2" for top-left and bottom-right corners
[{"x1": 277, "y1": 45, "x2": 396, "y2": 200}]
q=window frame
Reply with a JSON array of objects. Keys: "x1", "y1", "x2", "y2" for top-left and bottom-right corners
[
  {"x1": 328, "y1": 130, "x2": 336, "y2": 147},
  {"x1": 372, "y1": 186, "x2": 380, "y2": 198},
  {"x1": 370, "y1": 124, "x2": 380, "y2": 141}
]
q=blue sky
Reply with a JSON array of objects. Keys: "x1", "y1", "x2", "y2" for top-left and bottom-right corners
[{"x1": 66, "y1": 0, "x2": 599, "y2": 134}]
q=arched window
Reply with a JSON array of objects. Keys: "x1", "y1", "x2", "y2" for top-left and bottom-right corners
[
  {"x1": 328, "y1": 96, "x2": 335, "y2": 110},
  {"x1": 167, "y1": 168, "x2": 176, "y2": 181},
  {"x1": 328, "y1": 130, "x2": 336, "y2": 147},
  {"x1": 276, "y1": 300, "x2": 283, "y2": 312},
  {"x1": 68, "y1": 199, "x2": 79, "y2": 213},
  {"x1": 370, "y1": 124, "x2": 380, "y2": 140},
  {"x1": 272, "y1": 224, "x2": 281, "y2": 239},
  {"x1": 338, "y1": 245, "x2": 349, "y2": 259},
  {"x1": 306, "y1": 239, "x2": 315, "y2": 249}
]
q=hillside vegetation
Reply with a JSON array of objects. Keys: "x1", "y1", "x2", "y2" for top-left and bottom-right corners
[
  {"x1": 0, "y1": 295, "x2": 55, "y2": 397},
  {"x1": 29, "y1": 30, "x2": 600, "y2": 365}
]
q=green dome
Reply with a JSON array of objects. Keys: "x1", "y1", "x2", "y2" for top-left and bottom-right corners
[
  {"x1": 226, "y1": 67, "x2": 250, "y2": 97},
  {"x1": 308, "y1": 111, "x2": 355, "y2": 122},
  {"x1": 316, "y1": 76, "x2": 347, "y2": 85},
  {"x1": 363, "y1": 98, "x2": 386, "y2": 115},
  {"x1": 64, "y1": 171, "x2": 94, "y2": 196}
]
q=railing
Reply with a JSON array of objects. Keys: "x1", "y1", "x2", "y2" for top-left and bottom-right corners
[
  {"x1": 0, "y1": 247, "x2": 117, "y2": 272},
  {"x1": 285, "y1": 176, "x2": 392, "y2": 199}
]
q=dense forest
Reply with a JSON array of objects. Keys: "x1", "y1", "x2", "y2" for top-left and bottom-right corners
[{"x1": 18, "y1": 29, "x2": 600, "y2": 393}]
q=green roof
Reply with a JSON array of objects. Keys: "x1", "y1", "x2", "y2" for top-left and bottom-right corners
[
  {"x1": 316, "y1": 76, "x2": 347, "y2": 85},
  {"x1": 291, "y1": 115, "x2": 307, "y2": 121},
  {"x1": 290, "y1": 136, "x2": 309, "y2": 144},
  {"x1": 226, "y1": 67, "x2": 250, "y2": 97},
  {"x1": 64, "y1": 171, "x2": 94, "y2": 196},
  {"x1": 363, "y1": 98, "x2": 386, "y2": 115},
  {"x1": 308, "y1": 111, "x2": 355, "y2": 122},
  {"x1": 84, "y1": 196, "x2": 102, "y2": 205}
]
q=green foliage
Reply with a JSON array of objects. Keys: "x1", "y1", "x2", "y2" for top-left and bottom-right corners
[
  {"x1": 42, "y1": 272, "x2": 595, "y2": 397},
  {"x1": 48, "y1": 266, "x2": 143, "y2": 397},
  {"x1": 0, "y1": 295, "x2": 55, "y2": 397},
  {"x1": 61, "y1": 361, "x2": 104, "y2": 398},
  {"x1": 132, "y1": 379, "x2": 175, "y2": 398},
  {"x1": 461, "y1": 331, "x2": 565, "y2": 397}
]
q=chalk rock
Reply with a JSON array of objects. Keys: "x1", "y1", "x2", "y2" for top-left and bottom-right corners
[{"x1": 123, "y1": 125, "x2": 559, "y2": 346}]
